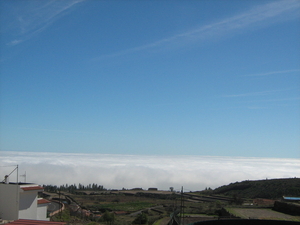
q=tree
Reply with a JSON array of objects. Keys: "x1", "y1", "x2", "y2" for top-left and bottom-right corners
[
  {"x1": 132, "y1": 212, "x2": 148, "y2": 225},
  {"x1": 232, "y1": 194, "x2": 244, "y2": 205},
  {"x1": 101, "y1": 211, "x2": 115, "y2": 225}
]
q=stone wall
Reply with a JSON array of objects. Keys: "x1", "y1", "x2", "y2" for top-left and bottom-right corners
[{"x1": 273, "y1": 201, "x2": 300, "y2": 216}]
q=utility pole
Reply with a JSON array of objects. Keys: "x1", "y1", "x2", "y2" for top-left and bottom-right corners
[
  {"x1": 180, "y1": 186, "x2": 184, "y2": 225},
  {"x1": 58, "y1": 188, "x2": 62, "y2": 220},
  {"x1": 16, "y1": 165, "x2": 19, "y2": 184},
  {"x1": 1, "y1": 165, "x2": 20, "y2": 217}
]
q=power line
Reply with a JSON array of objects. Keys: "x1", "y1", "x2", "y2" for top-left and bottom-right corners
[{"x1": 0, "y1": 165, "x2": 18, "y2": 167}]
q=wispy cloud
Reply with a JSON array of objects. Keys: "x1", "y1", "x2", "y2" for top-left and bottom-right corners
[
  {"x1": 244, "y1": 69, "x2": 300, "y2": 77},
  {"x1": 6, "y1": 39, "x2": 23, "y2": 46},
  {"x1": 243, "y1": 97, "x2": 300, "y2": 103},
  {"x1": 0, "y1": 151, "x2": 299, "y2": 191},
  {"x1": 12, "y1": 127, "x2": 103, "y2": 136},
  {"x1": 5, "y1": 0, "x2": 84, "y2": 46},
  {"x1": 222, "y1": 90, "x2": 284, "y2": 98},
  {"x1": 95, "y1": 0, "x2": 300, "y2": 59},
  {"x1": 246, "y1": 106, "x2": 268, "y2": 110},
  {"x1": 220, "y1": 89, "x2": 300, "y2": 110}
]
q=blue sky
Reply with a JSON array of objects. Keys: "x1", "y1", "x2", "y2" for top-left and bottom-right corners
[{"x1": 1, "y1": 0, "x2": 300, "y2": 158}]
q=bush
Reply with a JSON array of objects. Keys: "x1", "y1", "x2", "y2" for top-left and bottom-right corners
[
  {"x1": 100, "y1": 211, "x2": 115, "y2": 225},
  {"x1": 132, "y1": 213, "x2": 148, "y2": 225}
]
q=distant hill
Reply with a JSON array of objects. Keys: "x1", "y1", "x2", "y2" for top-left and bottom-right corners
[{"x1": 209, "y1": 178, "x2": 300, "y2": 199}]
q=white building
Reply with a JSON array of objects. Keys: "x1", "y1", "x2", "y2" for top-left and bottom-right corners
[{"x1": 0, "y1": 181, "x2": 50, "y2": 221}]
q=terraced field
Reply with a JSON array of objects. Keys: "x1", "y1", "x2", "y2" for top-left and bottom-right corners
[{"x1": 225, "y1": 208, "x2": 300, "y2": 221}]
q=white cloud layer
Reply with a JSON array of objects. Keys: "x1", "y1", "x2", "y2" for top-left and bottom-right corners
[{"x1": 0, "y1": 151, "x2": 299, "y2": 191}]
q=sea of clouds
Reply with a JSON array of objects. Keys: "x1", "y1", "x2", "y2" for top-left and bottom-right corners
[{"x1": 0, "y1": 151, "x2": 299, "y2": 192}]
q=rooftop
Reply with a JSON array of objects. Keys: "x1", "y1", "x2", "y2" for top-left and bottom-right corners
[
  {"x1": 6, "y1": 219, "x2": 66, "y2": 225},
  {"x1": 0, "y1": 182, "x2": 44, "y2": 191},
  {"x1": 37, "y1": 199, "x2": 51, "y2": 204},
  {"x1": 283, "y1": 197, "x2": 300, "y2": 201},
  {"x1": 21, "y1": 186, "x2": 44, "y2": 191}
]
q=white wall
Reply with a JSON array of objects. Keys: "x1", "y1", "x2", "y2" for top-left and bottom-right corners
[
  {"x1": 0, "y1": 184, "x2": 19, "y2": 220},
  {"x1": 37, "y1": 204, "x2": 50, "y2": 221},
  {"x1": 18, "y1": 191, "x2": 38, "y2": 220},
  {"x1": 0, "y1": 183, "x2": 47, "y2": 220}
]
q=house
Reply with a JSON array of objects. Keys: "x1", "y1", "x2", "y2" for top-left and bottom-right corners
[
  {"x1": 253, "y1": 198, "x2": 275, "y2": 207},
  {"x1": 148, "y1": 188, "x2": 158, "y2": 191},
  {"x1": 0, "y1": 179, "x2": 50, "y2": 221}
]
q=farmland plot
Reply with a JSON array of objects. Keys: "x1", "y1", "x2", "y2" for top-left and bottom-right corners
[{"x1": 227, "y1": 208, "x2": 300, "y2": 221}]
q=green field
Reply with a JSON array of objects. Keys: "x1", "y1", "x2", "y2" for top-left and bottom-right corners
[
  {"x1": 87, "y1": 201, "x2": 155, "y2": 212},
  {"x1": 225, "y1": 207, "x2": 300, "y2": 221}
]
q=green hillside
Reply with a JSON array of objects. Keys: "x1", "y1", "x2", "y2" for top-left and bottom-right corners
[{"x1": 211, "y1": 178, "x2": 300, "y2": 199}]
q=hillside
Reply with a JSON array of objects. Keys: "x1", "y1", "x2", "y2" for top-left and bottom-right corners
[{"x1": 210, "y1": 178, "x2": 300, "y2": 199}]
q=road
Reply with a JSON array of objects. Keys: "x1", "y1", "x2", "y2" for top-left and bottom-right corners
[
  {"x1": 129, "y1": 205, "x2": 164, "y2": 217},
  {"x1": 47, "y1": 201, "x2": 61, "y2": 213}
]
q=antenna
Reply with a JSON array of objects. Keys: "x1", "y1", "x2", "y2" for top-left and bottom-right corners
[{"x1": 20, "y1": 171, "x2": 26, "y2": 183}]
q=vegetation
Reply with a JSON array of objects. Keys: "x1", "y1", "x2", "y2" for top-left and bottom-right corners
[
  {"x1": 209, "y1": 178, "x2": 300, "y2": 199},
  {"x1": 44, "y1": 183, "x2": 106, "y2": 194},
  {"x1": 87, "y1": 201, "x2": 155, "y2": 212},
  {"x1": 51, "y1": 208, "x2": 72, "y2": 222},
  {"x1": 100, "y1": 211, "x2": 115, "y2": 224},
  {"x1": 47, "y1": 178, "x2": 300, "y2": 224},
  {"x1": 132, "y1": 213, "x2": 148, "y2": 224}
]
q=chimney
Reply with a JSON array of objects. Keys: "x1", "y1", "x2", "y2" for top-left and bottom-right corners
[{"x1": 4, "y1": 175, "x2": 9, "y2": 184}]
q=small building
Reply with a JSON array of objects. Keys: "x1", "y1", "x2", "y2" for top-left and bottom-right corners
[
  {"x1": 0, "y1": 181, "x2": 50, "y2": 221},
  {"x1": 253, "y1": 198, "x2": 275, "y2": 207},
  {"x1": 37, "y1": 198, "x2": 51, "y2": 220},
  {"x1": 148, "y1": 188, "x2": 158, "y2": 191},
  {"x1": 6, "y1": 219, "x2": 66, "y2": 224},
  {"x1": 282, "y1": 196, "x2": 300, "y2": 202},
  {"x1": 113, "y1": 211, "x2": 129, "y2": 215},
  {"x1": 131, "y1": 188, "x2": 143, "y2": 191}
]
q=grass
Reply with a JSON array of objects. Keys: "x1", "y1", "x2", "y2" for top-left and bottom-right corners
[
  {"x1": 88, "y1": 201, "x2": 155, "y2": 212},
  {"x1": 224, "y1": 207, "x2": 244, "y2": 218},
  {"x1": 182, "y1": 213, "x2": 215, "y2": 217},
  {"x1": 224, "y1": 207, "x2": 300, "y2": 222},
  {"x1": 152, "y1": 217, "x2": 170, "y2": 225},
  {"x1": 62, "y1": 190, "x2": 300, "y2": 224},
  {"x1": 51, "y1": 208, "x2": 72, "y2": 222}
]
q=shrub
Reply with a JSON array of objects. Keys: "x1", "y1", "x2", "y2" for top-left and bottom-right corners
[{"x1": 132, "y1": 213, "x2": 148, "y2": 225}]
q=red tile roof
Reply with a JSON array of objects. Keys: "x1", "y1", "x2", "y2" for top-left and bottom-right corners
[
  {"x1": 7, "y1": 219, "x2": 66, "y2": 224},
  {"x1": 114, "y1": 211, "x2": 129, "y2": 215},
  {"x1": 38, "y1": 199, "x2": 51, "y2": 204},
  {"x1": 21, "y1": 186, "x2": 44, "y2": 191},
  {"x1": 253, "y1": 198, "x2": 275, "y2": 206}
]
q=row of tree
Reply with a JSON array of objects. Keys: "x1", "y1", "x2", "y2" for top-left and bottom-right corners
[{"x1": 43, "y1": 183, "x2": 106, "y2": 193}]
